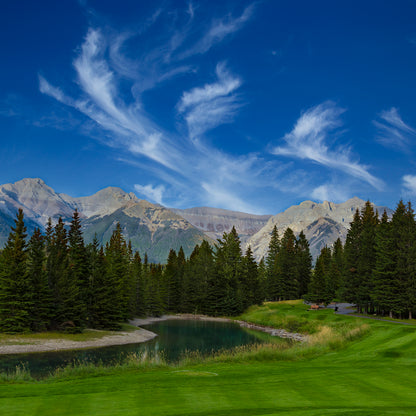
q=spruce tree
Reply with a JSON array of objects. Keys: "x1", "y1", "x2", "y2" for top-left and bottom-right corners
[
  {"x1": 0, "y1": 209, "x2": 32, "y2": 333},
  {"x1": 307, "y1": 246, "x2": 332, "y2": 304},
  {"x1": 327, "y1": 238, "x2": 344, "y2": 300},
  {"x1": 27, "y1": 228, "x2": 51, "y2": 331},
  {"x1": 392, "y1": 201, "x2": 416, "y2": 318},
  {"x1": 241, "y1": 246, "x2": 259, "y2": 309},
  {"x1": 215, "y1": 227, "x2": 244, "y2": 315},
  {"x1": 194, "y1": 240, "x2": 215, "y2": 315},
  {"x1": 372, "y1": 211, "x2": 399, "y2": 317},
  {"x1": 265, "y1": 225, "x2": 281, "y2": 301},
  {"x1": 67, "y1": 210, "x2": 88, "y2": 327},
  {"x1": 295, "y1": 231, "x2": 312, "y2": 298},
  {"x1": 86, "y1": 237, "x2": 118, "y2": 329},
  {"x1": 342, "y1": 209, "x2": 362, "y2": 310},
  {"x1": 278, "y1": 228, "x2": 298, "y2": 300},
  {"x1": 357, "y1": 201, "x2": 378, "y2": 313},
  {"x1": 256, "y1": 258, "x2": 267, "y2": 305},
  {"x1": 105, "y1": 223, "x2": 131, "y2": 322},
  {"x1": 182, "y1": 245, "x2": 201, "y2": 313}
]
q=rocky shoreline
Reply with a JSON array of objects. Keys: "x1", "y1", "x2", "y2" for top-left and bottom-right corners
[{"x1": 0, "y1": 314, "x2": 307, "y2": 355}]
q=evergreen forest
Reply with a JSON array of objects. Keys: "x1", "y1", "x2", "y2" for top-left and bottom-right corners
[{"x1": 0, "y1": 199, "x2": 414, "y2": 334}]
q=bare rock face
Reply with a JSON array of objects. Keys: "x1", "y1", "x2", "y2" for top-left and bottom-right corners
[
  {"x1": 170, "y1": 207, "x2": 272, "y2": 245},
  {"x1": 0, "y1": 178, "x2": 140, "y2": 227},
  {"x1": 0, "y1": 178, "x2": 212, "y2": 263},
  {"x1": 82, "y1": 200, "x2": 215, "y2": 263},
  {"x1": 0, "y1": 178, "x2": 75, "y2": 226},
  {"x1": 246, "y1": 198, "x2": 393, "y2": 261}
]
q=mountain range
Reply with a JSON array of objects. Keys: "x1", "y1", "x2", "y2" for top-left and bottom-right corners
[{"x1": 0, "y1": 178, "x2": 393, "y2": 263}]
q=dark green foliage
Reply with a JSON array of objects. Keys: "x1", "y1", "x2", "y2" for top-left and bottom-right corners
[
  {"x1": 0, "y1": 208, "x2": 318, "y2": 332},
  {"x1": 295, "y1": 231, "x2": 312, "y2": 298},
  {"x1": 372, "y1": 211, "x2": 399, "y2": 317},
  {"x1": 81, "y1": 207, "x2": 210, "y2": 264},
  {"x1": 0, "y1": 209, "x2": 32, "y2": 333},
  {"x1": 342, "y1": 209, "x2": 362, "y2": 307},
  {"x1": 86, "y1": 237, "x2": 117, "y2": 329},
  {"x1": 278, "y1": 228, "x2": 298, "y2": 300},
  {"x1": 265, "y1": 225, "x2": 280, "y2": 300},
  {"x1": 105, "y1": 223, "x2": 131, "y2": 323},
  {"x1": 327, "y1": 238, "x2": 344, "y2": 300},
  {"x1": 26, "y1": 228, "x2": 51, "y2": 331},
  {"x1": 214, "y1": 227, "x2": 244, "y2": 315},
  {"x1": 307, "y1": 246, "x2": 332, "y2": 304},
  {"x1": 241, "y1": 246, "x2": 260, "y2": 309}
]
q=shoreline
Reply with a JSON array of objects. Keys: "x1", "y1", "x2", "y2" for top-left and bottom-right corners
[
  {"x1": 0, "y1": 327, "x2": 157, "y2": 355},
  {"x1": 131, "y1": 314, "x2": 308, "y2": 342},
  {"x1": 0, "y1": 314, "x2": 307, "y2": 355}
]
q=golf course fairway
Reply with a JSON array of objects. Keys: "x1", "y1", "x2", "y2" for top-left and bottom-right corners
[{"x1": 1, "y1": 301, "x2": 416, "y2": 415}]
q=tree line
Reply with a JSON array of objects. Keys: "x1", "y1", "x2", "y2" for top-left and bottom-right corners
[
  {"x1": 0, "y1": 209, "x2": 314, "y2": 333},
  {"x1": 306, "y1": 200, "x2": 416, "y2": 319}
]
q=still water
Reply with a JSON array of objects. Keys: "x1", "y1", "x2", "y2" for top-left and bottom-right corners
[{"x1": 0, "y1": 320, "x2": 265, "y2": 378}]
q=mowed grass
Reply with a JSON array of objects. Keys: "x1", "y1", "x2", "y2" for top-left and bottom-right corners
[{"x1": 2, "y1": 301, "x2": 416, "y2": 415}]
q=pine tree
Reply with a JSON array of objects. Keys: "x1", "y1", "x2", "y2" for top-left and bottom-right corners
[
  {"x1": 295, "y1": 231, "x2": 312, "y2": 298},
  {"x1": 164, "y1": 249, "x2": 181, "y2": 312},
  {"x1": 372, "y1": 211, "x2": 399, "y2": 317},
  {"x1": 327, "y1": 238, "x2": 344, "y2": 300},
  {"x1": 307, "y1": 246, "x2": 332, "y2": 304},
  {"x1": 146, "y1": 264, "x2": 165, "y2": 316},
  {"x1": 67, "y1": 210, "x2": 88, "y2": 328},
  {"x1": 256, "y1": 258, "x2": 267, "y2": 305},
  {"x1": 213, "y1": 227, "x2": 243, "y2": 315},
  {"x1": 278, "y1": 228, "x2": 298, "y2": 300},
  {"x1": 0, "y1": 209, "x2": 32, "y2": 333},
  {"x1": 392, "y1": 201, "x2": 416, "y2": 318},
  {"x1": 193, "y1": 240, "x2": 215, "y2": 315},
  {"x1": 265, "y1": 225, "x2": 281, "y2": 300},
  {"x1": 46, "y1": 217, "x2": 71, "y2": 329},
  {"x1": 105, "y1": 223, "x2": 131, "y2": 322},
  {"x1": 26, "y1": 228, "x2": 51, "y2": 331},
  {"x1": 86, "y1": 237, "x2": 118, "y2": 329},
  {"x1": 357, "y1": 201, "x2": 378, "y2": 313},
  {"x1": 342, "y1": 209, "x2": 362, "y2": 310},
  {"x1": 182, "y1": 245, "x2": 201, "y2": 313},
  {"x1": 241, "y1": 246, "x2": 259, "y2": 309},
  {"x1": 131, "y1": 251, "x2": 144, "y2": 317}
]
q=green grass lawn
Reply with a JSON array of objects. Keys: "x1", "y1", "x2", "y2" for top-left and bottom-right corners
[{"x1": 1, "y1": 301, "x2": 416, "y2": 415}]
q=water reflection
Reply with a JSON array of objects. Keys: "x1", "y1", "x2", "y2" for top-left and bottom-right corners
[{"x1": 0, "y1": 319, "x2": 265, "y2": 378}]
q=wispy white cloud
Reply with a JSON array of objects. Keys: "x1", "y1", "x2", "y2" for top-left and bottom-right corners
[
  {"x1": 38, "y1": 75, "x2": 70, "y2": 104},
  {"x1": 271, "y1": 101, "x2": 383, "y2": 190},
  {"x1": 178, "y1": 62, "x2": 242, "y2": 138},
  {"x1": 373, "y1": 107, "x2": 416, "y2": 152},
  {"x1": 180, "y1": 4, "x2": 255, "y2": 58},
  {"x1": 311, "y1": 183, "x2": 350, "y2": 203},
  {"x1": 38, "y1": 4, "x2": 269, "y2": 213},
  {"x1": 402, "y1": 175, "x2": 416, "y2": 196},
  {"x1": 134, "y1": 183, "x2": 165, "y2": 205},
  {"x1": 201, "y1": 182, "x2": 257, "y2": 213}
]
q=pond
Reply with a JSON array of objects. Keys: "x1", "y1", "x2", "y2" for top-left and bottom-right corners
[{"x1": 0, "y1": 319, "x2": 269, "y2": 378}]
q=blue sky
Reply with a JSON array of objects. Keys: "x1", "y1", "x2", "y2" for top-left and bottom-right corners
[{"x1": 1, "y1": 0, "x2": 416, "y2": 214}]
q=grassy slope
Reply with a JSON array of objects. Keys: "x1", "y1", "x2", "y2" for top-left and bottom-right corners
[{"x1": 1, "y1": 302, "x2": 416, "y2": 415}]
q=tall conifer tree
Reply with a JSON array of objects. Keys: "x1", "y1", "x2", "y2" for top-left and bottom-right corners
[{"x1": 0, "y1": 209, "x2": 31, "y2": 333}]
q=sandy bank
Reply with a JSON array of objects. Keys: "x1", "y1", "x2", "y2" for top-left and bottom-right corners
[{"x1": 0, "y1": 328, "x2": 157, "y2": 355}]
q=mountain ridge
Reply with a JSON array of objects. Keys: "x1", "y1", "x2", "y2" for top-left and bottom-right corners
[{"x1": 0, "y1": 178, "x2": 394, "y2": 262}]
